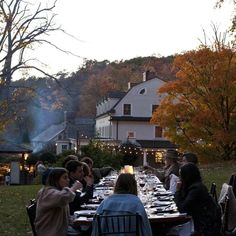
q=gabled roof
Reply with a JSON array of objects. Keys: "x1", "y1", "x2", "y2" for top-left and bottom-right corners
[
  {"x1": 96, "y1": 77, "x2": 165, "y2": 118},
  {"x1": 97, "y1": 91, "x2": 126, "y2": 105},
  {"x1": 110, "y1": 116, "x2": 151, "y2": 121},
  {"x1": 0, "y1": 140, "x2": 32, "y2": 153},
  {"x1": 32, "y1": 123, "x2": 65, "y2": 142},
  {"x1": 113, "y1": 77, "x2": 164, "y2": 108},
  {"x1": 32, "y1": 118, "x2": 95, "y2": 142},
  {"x1": 137, "y1": 140, "x2": 178, "y2": 149},
  {"x1": 106, "y1": 91, "x2": 126, "y2": 99}
]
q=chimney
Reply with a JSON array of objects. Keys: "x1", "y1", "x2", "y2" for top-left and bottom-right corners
[
  {"x1": 128, "y1": 82, "x2": 139, "y2": 90},
  {"x1": 64, "y1": 111, "x2": 67, "y2": 128},
  {"x1": 143, "y1": 70, "x2": 156, "y2": 81}
]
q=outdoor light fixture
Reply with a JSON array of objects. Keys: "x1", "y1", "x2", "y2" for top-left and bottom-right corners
[{"x1": 24, "y1": 153, "x2": 29, "y2": 161}]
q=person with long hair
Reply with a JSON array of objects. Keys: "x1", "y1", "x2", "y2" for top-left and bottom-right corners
[
  {"x1": 181, "y1": 152, "x2": 198, "y2": 165},
  {"x1": 92, "y1": 173, "x2": 152, "y2": 236},
  {"x1": 174, "y1": 163, "x2": 221, "y2": 235},
  {"x1": 34, "y1": 168, "x2": 82, "y2": 236}
]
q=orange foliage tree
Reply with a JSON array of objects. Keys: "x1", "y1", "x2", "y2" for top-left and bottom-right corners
[{"x1": 151, "y1": 43, "x2": 236, "y2": 161}]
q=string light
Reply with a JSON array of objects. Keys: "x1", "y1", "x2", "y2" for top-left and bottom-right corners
[{"x1": 93, "y1": 140, "x2": 166, "y2": 164}]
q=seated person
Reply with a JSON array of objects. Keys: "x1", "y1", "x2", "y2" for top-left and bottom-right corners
[
  {"x1": 65, "y1": 160, "x2": 94, "y2": 214},
  {"x1": 162, "y1": 150, "x2": 180, "y2": 190},
  {"x1": 34, "y1": 168, "x2": 82, "y2": 236},
  {"x1": 62, "y1": 154, "x2": 78, "y2": 168},
  {"x1": 91, "y1": 173, "x2": 153, "y2": 236},
  {"x1": 81, "y1": 156, "x2": 114, "y2": 184},
  {"x1": 81, "y1": 161, "x2": 94, "y2": 189},
  {"x1": 181, "y1": 152, "x2": 198, "y2": 165},
  {"x1": 146, "y1": 150, "x2": 180, "y2": 190},
  {"x1": 174, "y1": 163, "x2": 221, "y2": 235}
]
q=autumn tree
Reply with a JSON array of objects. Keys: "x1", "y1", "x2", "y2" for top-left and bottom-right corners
[
  {"x1": 0, "y1": 0, "x2": 62, "y2": 134},
  {"x1": 151, "y1": 38, "x2": 236, "y2": 161}
]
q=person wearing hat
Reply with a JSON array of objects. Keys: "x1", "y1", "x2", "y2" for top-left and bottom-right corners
[
  {"x1": 161, "y1": 149, "x2": 180, "y2": 190},
  {"x1": 144, "y1": 149, "x2": 180, "y2": 190}
]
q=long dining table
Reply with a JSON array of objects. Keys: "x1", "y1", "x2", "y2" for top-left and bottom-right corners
[{"x1": 73, "y1": 169, "x2": 192, "y2": 235}]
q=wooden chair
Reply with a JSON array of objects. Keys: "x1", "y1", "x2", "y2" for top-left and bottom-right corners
[
  {"x1": 210, "y1": 182, "x2": 218, "y2": 203},
  {"x1": 26, "y1": 199, "x2": 37, "y2": 236},
  {"x1": 94, "y1": 213, "x2": 140, "y2": 235}
]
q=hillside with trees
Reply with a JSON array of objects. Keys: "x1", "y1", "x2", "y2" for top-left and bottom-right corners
[{"x1": 1, "y1": 56, "x2": 176, "y2": 143}]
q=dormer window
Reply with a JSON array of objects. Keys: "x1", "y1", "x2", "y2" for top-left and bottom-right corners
[
  {"x1": 155, "y1": 126, "x2": 163, "y2": 138},
  {"x1": 139, "y1": 88, "x2": 146, "y2": 95},
  {"x1": 152, "y1": 105, "x2": 159, "y2": 114},
  {"x1": 123, "y1": 104, "x2": 131, "y2": 115}
]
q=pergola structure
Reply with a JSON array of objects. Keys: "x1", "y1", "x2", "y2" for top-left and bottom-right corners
[
  {"x1": 0, "y1": 140, "x2": 32, "y2": 163},
  {"x1": 0, "y1": 140, "x2": 32, "y2": 184}
]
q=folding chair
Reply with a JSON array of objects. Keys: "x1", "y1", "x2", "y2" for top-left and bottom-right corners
[
  {"x1": 94, "y1": 213, "x2": 140, "y2": 236},
  {"x1": 219, "y1": 185, "x2": 236, "y2": 235},
  {"x1": 210, "y1": 182, "x2": 218, "y2": 203},
  {"x1": 26, "y1": 199, "x2": 37, "y2": 236},
  {"x1": 229, "y1": 173, "x2": 236, "y2": 198}
]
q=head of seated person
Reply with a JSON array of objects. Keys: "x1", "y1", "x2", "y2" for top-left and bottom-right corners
[
  {"x1": 65, "y1": 160, "x2": 84, "y2": 183},
  {"x1": 62, "y1": 155, "x2": 78, "y2": 168},
  {"x1": 114, "y1": 173, "x2": 137, "y2": 196},
  {"x1": 78, "y1": 162, "x2": 94, "y2": 189},
  {"x1": 182, "y1": 152, "x2": 198, "y2": 165},
  {"x1": 46, "y1": 167, "x2": 70, "y2": 189},
  {"x1": 179, "y1": 162, "x2": 201, "y2": 188},
  {"x1": 80, "y1": 156, "x2": 94, "y2": 170},
  {"x1": 81, "y1": 162, "x2": 91, "y2": 177},
  {"x1": 80, "y1": 156, "x2": 102, "y2": 183},
  {"x1": 164, "y1": 149, "x2": 179, "y2": 167}
]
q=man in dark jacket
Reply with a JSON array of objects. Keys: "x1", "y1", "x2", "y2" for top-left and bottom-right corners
[{"x1": 65, "y1": 160, "x2": 94, "y2": 215}]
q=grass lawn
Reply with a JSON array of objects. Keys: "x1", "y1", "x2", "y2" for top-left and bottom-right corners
[
  {"x1": 0, "y1": 161, "x2": 235, "y2": 236},
  {"x1": 0, "y1": 184, "x2": 41, "y2": 236},
  {"x1": 200, "y1": 161, "x2": 236, "y2": 191}
]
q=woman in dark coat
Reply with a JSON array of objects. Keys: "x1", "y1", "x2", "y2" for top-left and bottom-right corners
[{"x1": 174, "y1": 163, "x2": 221, "y2": 236}]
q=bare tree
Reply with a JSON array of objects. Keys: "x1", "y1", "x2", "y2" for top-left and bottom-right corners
[
  {"x1": 0, "y1": 0, "x2": 62, "y2": 99},
  {"x1": 0, "y1": 0, "x2": 69, "y2": 133}
]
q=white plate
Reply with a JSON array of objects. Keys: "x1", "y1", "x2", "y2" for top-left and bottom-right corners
[
  {"x1": 74, "y1": 210, "x2": 96, "y2": 217},
  {"x1": 81, "y1": 204, "x2": 100, "y2": 209},
  {"x1": 152, "y1": 200, "x2": 173, "y2": 206}
]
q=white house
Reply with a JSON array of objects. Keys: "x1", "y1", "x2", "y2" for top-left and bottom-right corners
[{"x1": 95, "y1": 71, "x2": 177, "y2": 166}]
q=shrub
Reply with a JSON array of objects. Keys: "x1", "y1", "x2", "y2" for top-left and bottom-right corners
[{"x1": 81, "y1": 141, "x2": 122, "y2": 170}]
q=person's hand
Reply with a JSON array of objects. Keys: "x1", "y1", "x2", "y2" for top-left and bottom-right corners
[
  {"x1": 70, "y1": 180, "x2": 83, "y2": 192},
  {"x1": 84, "y1": 175, "x2": 94, "y2": 186},
  {"x1": 176, "y1": 180, "x2": 182, "y2": 191}
]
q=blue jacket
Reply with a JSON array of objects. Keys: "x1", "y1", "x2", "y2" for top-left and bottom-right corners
[{"x1": 91, "y1": 193, "x2": 153, "y2": 236}]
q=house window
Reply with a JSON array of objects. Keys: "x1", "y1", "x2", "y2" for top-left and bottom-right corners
[
  {"x1": 123, "y1": 104, "x2": 131, "y2": 115},
  {"x1": 152, "y1": 105, "x2": 159, "y2": 114},
  {"x1": 127, "y1": 131, "x2": 135, "y2": 139},
  {"x1": 62, "y1": 144, "x2": 68, "y2": 151},
  {"x1": 139, "y1": 88, "x2": 146, "y2": 95},
  {"x1": 155, "y1": 126, "x2": 162, "y2": 138}
]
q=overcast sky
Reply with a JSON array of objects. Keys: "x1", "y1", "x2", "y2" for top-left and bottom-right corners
[{"x1": 19, "y1": 0, "x2": 234, "y2": 79}]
